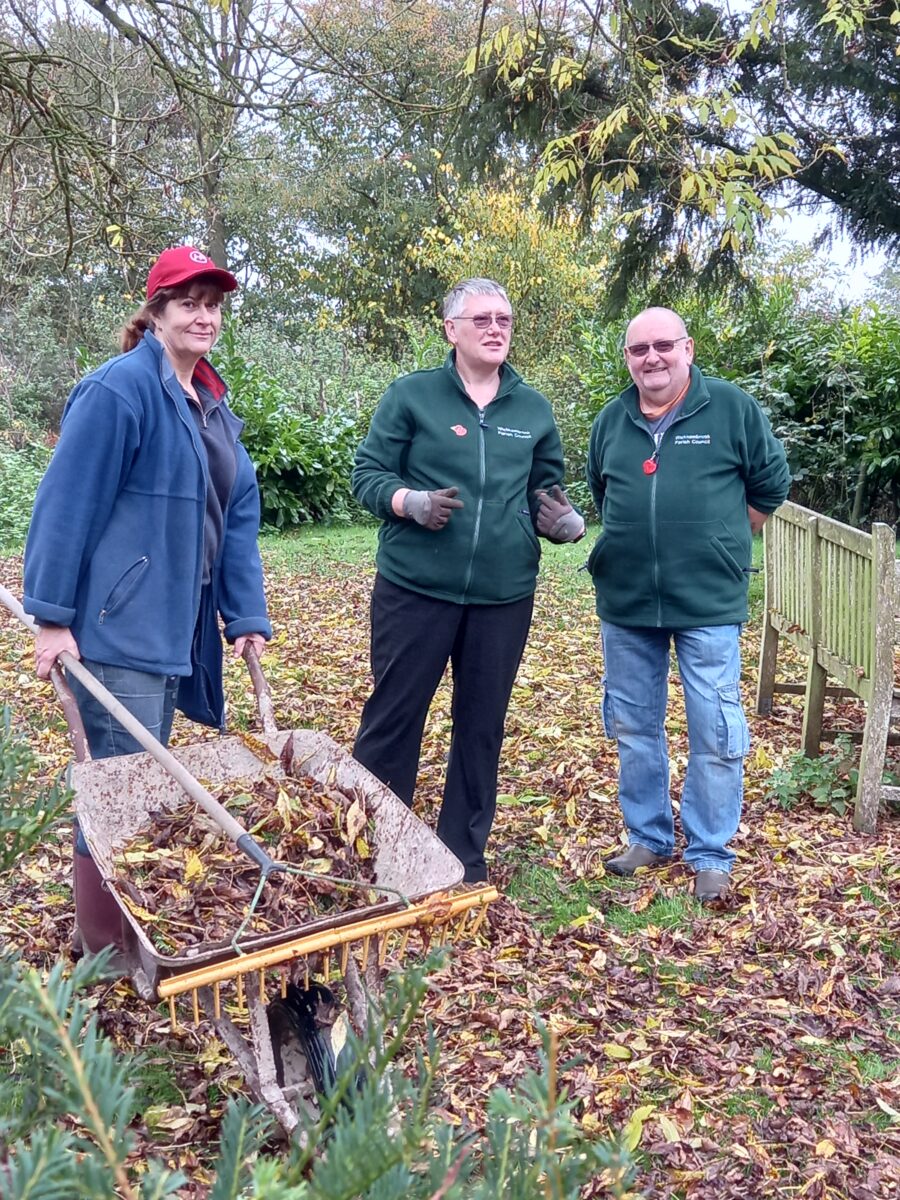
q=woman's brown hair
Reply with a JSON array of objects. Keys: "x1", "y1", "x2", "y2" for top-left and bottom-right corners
[{"x1": 119, "y1": 280, "x2": 225, "y2": 352}]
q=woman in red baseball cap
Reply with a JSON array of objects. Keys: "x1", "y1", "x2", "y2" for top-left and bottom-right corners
[{"x1": 23, "y1": 245, "x2": 272, "y2": 959}]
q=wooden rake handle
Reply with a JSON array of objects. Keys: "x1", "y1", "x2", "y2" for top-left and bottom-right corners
[{"x1": 0, "y1": 583, "x2": 276, "y2": 873}]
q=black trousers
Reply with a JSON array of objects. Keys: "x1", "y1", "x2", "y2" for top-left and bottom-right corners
[{"x1": 353, "y1": 575, "x2": 534, "y2": 882}]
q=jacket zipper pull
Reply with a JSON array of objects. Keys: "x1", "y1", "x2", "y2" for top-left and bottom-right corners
[{"x1": 642, "y1": 452, "x2": 658, "y2": 475}]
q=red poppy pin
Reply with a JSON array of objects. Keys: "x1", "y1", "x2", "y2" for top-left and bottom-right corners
[{"x1": 451, "y1": 424, "x2": 468, "y2": 437}]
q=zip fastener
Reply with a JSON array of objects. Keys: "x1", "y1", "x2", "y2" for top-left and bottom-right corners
[
  {"x1": 642, "y1": 402, "x2": 706, "y2": 626},
  {"x1": 462, "y1": 408, "x2": 488, "y2": 598},
  {"x1": 643, "y1": 427, "x2": 662, "y2": 625},
  {"x1": 98, "y1": 556, "x2": 149, "y2": 623},
  {"x1": 167, "y1": 376, "x2": 208, "y2": 615}
]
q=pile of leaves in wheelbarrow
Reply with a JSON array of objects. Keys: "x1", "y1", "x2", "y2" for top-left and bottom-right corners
[{"x1": 109, "y1": 756, "x2": 378, "y2": 955}]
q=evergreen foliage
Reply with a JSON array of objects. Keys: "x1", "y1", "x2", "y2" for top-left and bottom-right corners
[
  {"x1": 0, "y1": 724, "x2": 635, "y2": 1197},
  {"x1": 0, "y1": 711, "x2": 70, "y2": 873}
]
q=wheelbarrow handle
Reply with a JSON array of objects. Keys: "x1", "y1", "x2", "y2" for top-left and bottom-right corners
[
  {"x1": 0, "y1": 584, "x2": 275, "y2": 870},
  {"x1": 241, "y1": 642, "x2": 278, "y2": 740},
  {"x1": 0, "y1": 584, "x2": 89, "y2": 762}
]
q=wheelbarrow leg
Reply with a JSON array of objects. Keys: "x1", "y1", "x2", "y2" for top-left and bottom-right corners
[
  {"x1": 73, "y1": 825, "x2": 126, "y2": 956},
  {"x1": 200, "y1": 983, "x2": 312, "y2": 1141}
]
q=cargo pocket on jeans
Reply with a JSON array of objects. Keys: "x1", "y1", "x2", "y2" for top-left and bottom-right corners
[
  {"x1": 716, "y1": 683, "x2": 750, "y2": 759},
  {"x1": 601, "y1": 678, "x2": 617, "y2": 739}
]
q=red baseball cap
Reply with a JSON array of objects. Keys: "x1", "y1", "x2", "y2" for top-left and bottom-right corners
[{"x1": 146, "y1": 245, "x2": 238, "y2": 299}]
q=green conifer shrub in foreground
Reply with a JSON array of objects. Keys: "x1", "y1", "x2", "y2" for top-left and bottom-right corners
[{"x1": 0, "y1": 718, "x2": 636, "y2": 1198}]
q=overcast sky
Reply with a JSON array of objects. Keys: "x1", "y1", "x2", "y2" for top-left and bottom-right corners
[{"x1": 772, "y1": 206, "x2": 888, "y2": 300}]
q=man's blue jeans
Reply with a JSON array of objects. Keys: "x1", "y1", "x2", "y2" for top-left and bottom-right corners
[
  {"x1": 600, "y1": 622, "x2": 749, "y2": 873},
  {"x1": 69, "y1": 660, "x2": 178, "y2": 856}
]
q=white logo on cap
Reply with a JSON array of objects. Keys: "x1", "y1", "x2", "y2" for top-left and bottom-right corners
[{"x1": 189, "y1": 251, "x2": 209, "y2": 264}]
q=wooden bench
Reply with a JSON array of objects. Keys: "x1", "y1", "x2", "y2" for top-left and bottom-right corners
[{"x1": 756, "y1": 501, "x2": 900, "y2": 832}]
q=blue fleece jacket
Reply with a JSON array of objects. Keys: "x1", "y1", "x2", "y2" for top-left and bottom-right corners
[{"x1": 24, "y1": 331, "x2": 271, "y2": 723}]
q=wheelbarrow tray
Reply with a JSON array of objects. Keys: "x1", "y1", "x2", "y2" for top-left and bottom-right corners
[{"x1": 72, "y1": 728, "x2": 464, "y2": 995}]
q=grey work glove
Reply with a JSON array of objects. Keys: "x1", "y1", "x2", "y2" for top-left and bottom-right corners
[
  {"x1": 534, "y1": 486, "x2": 585, "y2": 542},
  {"x1": 403, "y1": 487, "x2": 464, "y2": 531}
]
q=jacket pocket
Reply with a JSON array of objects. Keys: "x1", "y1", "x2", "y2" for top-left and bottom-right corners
[
  {"x1": 716, "y1": 683, "x2": 750, "y2": 759},
  {"x1": 710, "y1": 536, "x2": 747, "y2": 582},
  {"x1": 514, "y1": 510, "x2": 540, "y2": 552},
  {"x1": 98, "y1": 556, "x2": 150, "y2": 624},
  {"x1": 587, "y1": 533, "x2": 606, "y2": 576}
]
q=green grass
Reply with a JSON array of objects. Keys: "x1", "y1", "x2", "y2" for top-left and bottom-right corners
[
  {"x1": 804, "y1": 1040, "x2": 900, "y2": 1086},
  {"x1": 754, "y1": 1046, "x2": 774, "y2": 1072},
  {"x1": 505, "y1": 862, "x2": 607, "y2": 935},
  {"x1": 718, "y1": 1089, "x2": 777, "y2": 1118},
  {"x1": 137, "y1": 1051, "x2": 192, "y2": 1108},
  {"x1": 748, "y1": 534, "x2": 765, "y2": 614},
  {"x1": 603, "y1": 892, "x2": 702, "y2": 936},
  {"x1": 260, "y1": 523, "x2": 378, "y2": 572}
]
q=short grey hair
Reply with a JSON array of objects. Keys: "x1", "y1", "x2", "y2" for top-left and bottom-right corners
[{"x1": 442, "y1": 278, "x2": 511, "y2": 320}]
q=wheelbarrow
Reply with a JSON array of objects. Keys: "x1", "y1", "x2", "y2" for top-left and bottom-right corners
[{"x1": 0, "y1": 586, "x2": 498, "y2": 1135}]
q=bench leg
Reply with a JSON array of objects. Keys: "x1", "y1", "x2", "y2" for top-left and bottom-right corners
[
  {"x1": 756, "y1": 619, "x2": 779, "y2": 716},
  {"x1": 801, "y1": 655, "x2": 827, "y2": 758},
  {"x1": 855, "y1": 688, "x2": 891, "y2": 834}
]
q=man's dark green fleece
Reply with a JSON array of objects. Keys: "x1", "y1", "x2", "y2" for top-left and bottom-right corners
[
  {"x1": 587, "y1": 365, "x2": 791, "y2": 629},
  {"x1": 353, "y1": 353, "x2": 566, "y2": 605}
]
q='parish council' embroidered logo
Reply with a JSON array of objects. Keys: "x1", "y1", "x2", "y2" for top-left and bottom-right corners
[
  {"x1": 673, "y1": 433, "x2": 711, "y2": 445},
  {"x1": 450, "y1": 424, "x2": 467, "y2": 437},
  {"x1": 497, "y1": 426, "x2": 533, "y2": 439}
]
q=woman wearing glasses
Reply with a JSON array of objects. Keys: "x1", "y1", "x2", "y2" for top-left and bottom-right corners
[{"x1": 351, "y1": 278, "x2": 584, "y2": 883}]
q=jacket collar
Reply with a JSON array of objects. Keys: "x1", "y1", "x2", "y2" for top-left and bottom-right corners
[
  {"x1": 444, "y1": 350, "x2": 523, "y2": 401},
  {"x1": 141, "y1": 329, "x2": 228, "y2": 402},
  {"x1": 620, "y1": 364, "x2": 710, "y2": 421}
]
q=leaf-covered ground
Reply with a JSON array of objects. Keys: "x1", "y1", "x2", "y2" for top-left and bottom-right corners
[{"x1": 1, "y1": 530, "x2": 899, "y2": 1198}]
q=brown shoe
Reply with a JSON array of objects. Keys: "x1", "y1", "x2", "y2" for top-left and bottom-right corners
[
  {"x1": 605, "y1": 844, "x2": 672, "y2": 877},
  {"x1": 694, "y1": 869, "x2": 730, "y2": 902}
]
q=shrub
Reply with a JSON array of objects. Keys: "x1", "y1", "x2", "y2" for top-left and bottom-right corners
[
  {"x1": 766, "y1": 736, "x2": 858, "y2": 817},
  {"x1": 213, "y1": 323, "x2": 363, "y2": 527},
  {"x1": 0, "y1": 437, "x2": 51, "y2": 550}
]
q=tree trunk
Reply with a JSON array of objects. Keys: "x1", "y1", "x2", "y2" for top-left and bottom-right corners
[{"x1": 849, "y1": 460, "x2": 868, "y2": 528}]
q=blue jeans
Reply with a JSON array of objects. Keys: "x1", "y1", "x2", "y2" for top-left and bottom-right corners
[
  {"x1": 69, "y1": 660, "x2": 178, "y2": 855},
  {"x1": 600, "y1": 622, "x2": 749, "y2": 873}
]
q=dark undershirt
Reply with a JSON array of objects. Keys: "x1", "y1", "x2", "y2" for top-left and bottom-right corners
[
  {"x1": 643, "y1": 400, "x2": 684, "y2": 445},
  {"x1": 185, "y1": 383, "x2": 237, "y2": 585}
]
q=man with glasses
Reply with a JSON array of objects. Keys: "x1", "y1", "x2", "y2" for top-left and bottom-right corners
[
  {"x1": 352, "y1": 278, "x2": 584, "y2": 883},
  {"x1": 586, "y1": 307, "x2": 790, "y2": 901}
]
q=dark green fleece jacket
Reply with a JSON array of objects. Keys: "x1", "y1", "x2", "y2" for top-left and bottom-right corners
[
  {"x1": 586, "y1": 365, "x2": 791, "y2": 628},
  {"x1": 352, "y1": 353, "x2": 567, "y2": 605}
]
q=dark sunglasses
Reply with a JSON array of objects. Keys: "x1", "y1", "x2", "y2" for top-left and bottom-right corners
[{"x1": 625, "y1": 336, "x2": 689, "y2": 357}]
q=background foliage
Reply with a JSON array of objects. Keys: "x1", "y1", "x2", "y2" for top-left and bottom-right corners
[{"x1": 1, "y1": 0, "x2": 898, "y2": 535}]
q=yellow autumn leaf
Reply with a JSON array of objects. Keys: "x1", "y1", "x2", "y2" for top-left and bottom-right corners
[
  {"x1": 355, "y1": 835, "x2": 370, "y2": 859},
  {"x1": 275, "y1": 787, "x2": 295, "y2": 830},
  {"x1": 754, "y1": 743, "x2": 774, "y2": 769},
  {"x1": 603, "y1": 1043, "x2": 632, "y2": 1060},
  {"x1": 622, "y1": 1104, "x2": 655, "y2": 1150},
  {"x1": 120, "y1": 895, "x2": 158, "y2": 923},
  {"x1": 815, "y1": 1138, "x2": 836, "y2": 1159},
  {"x1": 345, "y1": 798, "x2": 367, "y2": 843},
  {"x1": 183, "y1": 851, "x2": 205, "y2": 883},
  {"x1": 658, "y1": 1114, "x2": 681, "y2": 1142}
]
